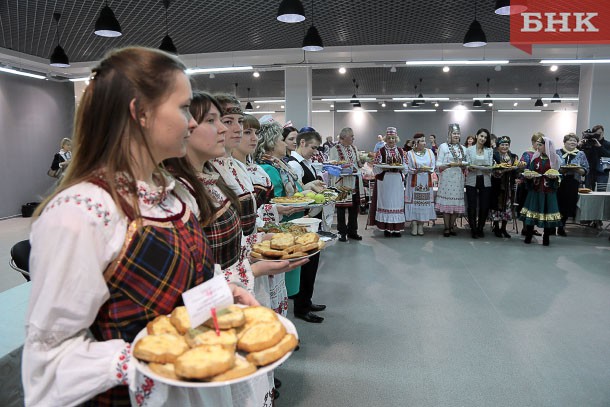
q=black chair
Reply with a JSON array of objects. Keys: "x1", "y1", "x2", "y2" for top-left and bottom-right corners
[{"x1": 10, "y1": 240, "x2": 31, "y2": 281}]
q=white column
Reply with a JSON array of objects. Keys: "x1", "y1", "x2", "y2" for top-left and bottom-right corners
[
  {"x1": 577, "y1": 64, "x2": 610, "y2": 133},
  {"x1": 284, "y1": 66, "x2": 312, "y2": 129}
]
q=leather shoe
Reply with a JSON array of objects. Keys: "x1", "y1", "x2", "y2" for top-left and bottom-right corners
[
  {"x1": 294, "y1": 311, "x2": 324, "y2": 323},
  {"x1": 309, "y1": 303, "x2": 326, "y2": 312},
  {"x1": 347, "y1": 233, "x2": 363, "y2": 240},
  {"x1": 338, "y1": 234, "x2": 347, "y2": 242}
]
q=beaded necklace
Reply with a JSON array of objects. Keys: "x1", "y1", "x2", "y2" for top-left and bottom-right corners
[{"x1": 448, "y1": 143, "x2": 465, "y2": 162}]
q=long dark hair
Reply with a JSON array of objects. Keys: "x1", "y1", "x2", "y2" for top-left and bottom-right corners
[
  {"x1": 475, "y1": 128, "x2": 492, "y2": 148},
  {"x1": 164, "y1": 91, "x2": 240, "y2": 225}
]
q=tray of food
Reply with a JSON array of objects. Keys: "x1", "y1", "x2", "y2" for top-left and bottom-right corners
[
  {"x1": 270, "y1": 196, "x2": 315, "y2": 207},
  {"x1": 544, "y1": 169, "x2": 560, "y2": 177},
  {"x1": 492, "y1": 163, "x2": 518, "y2": 170},
  {"x1": 132, "y1": 305, "x2": 298, "y2": 388},
  {"x1": 522, "y1": 170, "x2": 542, "y2": 178},
  {"x1": 251, "y1": 231, "x2": 325, "y2": 261},
  {"x1": 578, "y1": 187, "x2": 592, "y2": 194},
  {"x1": 468, "y1": 164, "x2": 493, "y2": 171},
  {"x1": 560, "y1": 164, "x2": 583, "y2": 170},
  {"x1": 375, "y1": 163, "x2": 406, "y2": 170}
]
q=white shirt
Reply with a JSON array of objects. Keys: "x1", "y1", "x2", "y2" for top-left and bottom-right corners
[{"x1": 288, "y1": 151, "x2": 317, "y2": 182}]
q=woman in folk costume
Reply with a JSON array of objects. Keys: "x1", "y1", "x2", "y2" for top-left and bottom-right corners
[
  {"x1": 328, "y1": 127, "x2": 365, "y2": 241},
  {"x1": 165, "y1": 92, "x2": 304, "y2": 404},
  {"x1": 516, "y1": 133, "x2": 544, "y2": 237},
  {"x1": 489, "y1": 136, "x2": 522, "y2": 238},
  {"x1": 369, "y1": 127, "x2": 407, "y2": 237},
  {"x1": 556, "y1": 133, "x2": 589, "y2": 236},
  {"x1": 520, "y1": 134, "x2": 563, "y2": 246},
  {"x1": 465, "y1": 128, "x2": 495, "y2": 239},
  {"x1": 22, "y1": 47, "x2": 258, "y2": 407},
  {"x1": 435, "y1": 124, "x2": 467, "y2": 237},
  {"x1": 404, "y1": 133, "x2": 437, "y2": 236}
]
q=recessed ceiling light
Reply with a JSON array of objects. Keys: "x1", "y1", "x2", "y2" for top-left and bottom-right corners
[
  {"x1": 280, "y1": 105, "x2": 285, "y2": 109},
  {"x1": 403, "y1": 103, "x2": 407, "y2": 107},
  {"x1": 256, "y1": 105, "x2": 260, "y2": 109},
  {"x1": 253, "y1": 71, "x2": 260, "y2": 77},
  {"x1": 434, "y1": 102, "x2": 439, "y2": 107},
  {"x1": 338, "y1": 67, "x2": 346, "y2": 74},
  {"x1": 330, "y1": 104, "x2": 334, "y2": 108},
  {"x1": 443, "y1": 66, "x2": 450, "y2": 73},
  {"x1": 381, "y1": 102, "x2": 386, "y2": 107},
  {"x1": 550, "y1": 65, "x2": 558, "y2": 72},
  {"x1": 513, "y1": 102, "x2": 518, "y2": 106}
]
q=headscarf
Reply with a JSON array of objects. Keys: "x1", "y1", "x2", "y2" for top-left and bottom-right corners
[{"x1": 532, "y1": 135, "x2": 560, "y2": 170}]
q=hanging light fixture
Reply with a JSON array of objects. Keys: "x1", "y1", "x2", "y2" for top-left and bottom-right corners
[
  {"x1": 95, "y1": 0, "x2": 122, "y2": 37},
  {"x1": 551, "y1": 77, "x2": 561, "y2": 103},
  {"x1": 302, "y1": 0, "x2": 323, "y2": 51},
  {"x1": 415, "y1": 78, "x2": 425, "y2": 105},
  {"x1": 49, "y1": 13, "x2": 70, "y2": 67},
  {"x1": 350, "y1": 78, "x2": 360, "y2": 105},
  {"x1": 473, "y1": 83, "x2": 482, "y2": 107},
  {"x1": 159, "y1": 0, "x2": 177, "y2": 54},
  {"x1": 234, "y1": 82, "x2": 239, "y2": 97},
  {"x1": 483, "y1": 77, "x2": 493, "y2": 105},
  {"x1": 411, "y1": 85, "x2": 420, "y2": 107},
  {"x1": 245, "y1": 88, "x2": 254, "y2": 111},
  {"x1": 277, "y1": 0, "x2": 306, "y2": 23},
  {"x1": 494, "y1": 0, "x2": 527, "y2": 15},
  {"x1": 463, "y1": 1, "x2": 487, "y2": 47},
  {"x1": 534, "y1": 83, "x2": 544, "y2": 107}
]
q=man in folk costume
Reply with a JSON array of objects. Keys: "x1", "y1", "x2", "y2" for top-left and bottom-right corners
[
  {"x1": 328, "y1": 127, "x2": 365, "y2": 242},
  {"x1": 368, "y1": 127, "x2": 407, "y2": 237}
]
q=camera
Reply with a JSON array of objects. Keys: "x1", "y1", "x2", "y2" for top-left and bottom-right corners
[{"x1": 581, "y1": 129, "x2": 600, "y2": 148}]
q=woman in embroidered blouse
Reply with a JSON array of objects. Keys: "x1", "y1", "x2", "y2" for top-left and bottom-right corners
[
  {"x1": 255, "y1": 121, "x2": 305, "y2": 298},
  {"x1": 22, "y1": 48, "x2": 257, "y2": 407},
  {"x1": 556, "y1": 133, "x2": 589, "y2": 236},
  {"x1": 489, "y1": 136, "x2": 522, "y2": 238},
  {"x1": 435, "y1": 124, "x2": 467, "y2": 237},
  {"x1": 520, "y1": 134, "x2": 563, "y2": 246},
  {"x1": 465, "y1": 128, "x2": 494, "y2": 239},
  {"x1": 404, "y1": 133, "x2": 437, "y2": 236},
  {"x1": 370, "y1": 126, "x2": 407, "y2": 237}
]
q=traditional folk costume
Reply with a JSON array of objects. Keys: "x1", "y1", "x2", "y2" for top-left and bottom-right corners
[
  {"x1": 328, "y1": 143, "x2": 365, "y2": 238},
  {"x1": 24, "y1": 173, "x2": 272, "y2": 406},
  {"x1": 435, "y1": 142, "x2": 466, "y2": 214},
  {"x1": 489, "y1": 137, "x2": 520, "y2": 238},
  {"x1": 238, "y1": 158, "x2": 289, "y2": 317},
  {"x1": 556, "y1": 147, "x2": 589, "y2": 229},
  {"x1": 369, "y1": 130, "x2": 407, "y2": 233},
  {"x1": 404, "y1": 148, "x2": 437, "y2": 225},
  {"x1": 520, "y1": 136, "x2": 563, "y2": 246}
]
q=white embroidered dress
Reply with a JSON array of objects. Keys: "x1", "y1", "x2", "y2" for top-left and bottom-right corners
[
  {"x1": 404, "y1": 149, "x2": 437, "y2": 221},
  {"x1": 435, "y1": 142, "x2": 466, "y2": 213},
  {"x1": 372, "y1": 146, "x2": 407, "y2": 230}
]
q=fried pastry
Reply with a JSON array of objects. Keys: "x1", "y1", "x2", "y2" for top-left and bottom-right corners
[
  {"x1": 237, "y1": 320, "x2": 286, "y2": 353},
  {"x1": 186, "y1": 326, "x2": 237, "y2": 351},
  {"x1": 170, "y1": 306, "x2": 191, "y2": 335},
  {"x1": 147, "y1": 315, "x2": 179, "y2": 336},
  {"x1": 246, "y1": 334, "x2": 298, "y2": 367},
  {"x1": 133, "y1": 333, "x2": 189, "y2": 364},
  {"x1": 295, "y1": 232, "x2": 319, "y2": 245},
  {"x1": 209, "y1": 358, "x2": 257, "y2": 382},
  {"x1": 202, "y1": 305, "x2": 246, "y2": 329},
  {"x1": 270, "y1": 233, "x2": 295, "y2": 250},
  {"x1": 174, "y1": 345, "x2": 235, "y2": 380},
  {"x1": 149, "y1": 362, "x2": 180, "y2": 381}
]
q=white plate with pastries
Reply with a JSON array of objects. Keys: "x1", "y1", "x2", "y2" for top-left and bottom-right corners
[{"x1": 132, "y1": 304, "x2": 298, "y2": 388}]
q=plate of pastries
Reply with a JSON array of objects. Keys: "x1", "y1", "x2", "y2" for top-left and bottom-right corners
[
  {"x1": 270, "y1": 196, "x2": 315, "y2": 206},
  {"x1": 251, "y1": 231, "x2": 325, "y2": 261},
  {"x1": 132, "y1": 305, "x2": 298, "y2": 387},
  {"x1": 578, "y1": 187, "x2": 592, "y2": 194}
]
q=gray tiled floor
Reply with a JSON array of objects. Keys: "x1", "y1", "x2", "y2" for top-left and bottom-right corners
[{"x1": 1, "y1": 216, "x2": 609, "y2": 406}]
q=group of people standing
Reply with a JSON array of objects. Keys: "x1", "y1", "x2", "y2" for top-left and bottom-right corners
[{"x1": 369, "y1": 123, "x2": 591, "y2": 247}]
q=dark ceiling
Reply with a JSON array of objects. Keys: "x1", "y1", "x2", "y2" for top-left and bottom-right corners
[
  {"x1": 0, "y1": 1, "x2": 583, "y2": 100},
  {"x1": 0, "y1": 0, "x2": 512, "y2": 61}
]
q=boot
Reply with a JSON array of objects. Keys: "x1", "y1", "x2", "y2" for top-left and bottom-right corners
[
  {"x1": 543, "y1": 233, "x2": 550, "y2": 246},
  {"x1": 493, "y1": 221, "x2": 502, "y2": 238},
  {"x1": 524, "y1": 225, "x2": 533, "y2": 244},
  {"x1": 417, "y1": 222, "x2": 424, "y2": 235},
  {"x1": 557, "y1": 226, "x2": 567, "y2": 236},
  {"x1": 501, "y1": 221, "x2": 511, "y2": 238},
  {"x1": 411, "y1": 222, "x2": 418, "y2": 236}
]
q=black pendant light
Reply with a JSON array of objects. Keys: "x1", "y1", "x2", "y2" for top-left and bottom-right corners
[
  {"x1": 483, "y1": 77, "x2": 493, "y2": 105},
  {"x1": 551, "y1": 77, "x2": 561, "y2": 103},
  {"x1": 411, "y1": 85, "x2": 420, "y2": 107},
  {"x1": 277, "y1": 0, "x2": 306, "y2": 23},
  {"x1": 415, "y1": 78, "x2": 425, "y2": 105},
  {"x1": 302, "y1": 0, "x2": 323, "y2": 51},
  {"x1": 473, "y1": 83, "x2": 482, "y2": 107},
  {"x1": 350, "y1": 79, "x2": 360, "y2": 105},
  {"x1": 463, "y1": 1, "x2": 487, "y2": 47},
  {"x1": 534, "y1": 83, "x2": 544, "y2": 107},
  {"x1": 494, "y1": 0, "x2": 527, "y2": 15},
  {"x1": 245, "y1": 88, "x2": 254, "y2": 111},
  {"x1": 49, "y1": 13, "x2": 70, "y2": 67},
  {"x1": 159, "y1": 0, "x2": 177, "y2": 54},
  {"x1": 95, "y1": 1, "x2": 122, "y2": 37}
]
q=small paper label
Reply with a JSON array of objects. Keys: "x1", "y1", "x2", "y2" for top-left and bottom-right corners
[{"x1": 182, "y1": 275, "x2": 233, "y2": 328}]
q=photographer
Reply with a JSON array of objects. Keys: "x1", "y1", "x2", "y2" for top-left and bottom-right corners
[{"x1": 579, "y1": 125, "x2": 610, "y2": 190}]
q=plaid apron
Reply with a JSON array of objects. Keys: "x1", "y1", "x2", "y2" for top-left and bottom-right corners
[{"x1": 86, "y1": 180, "x2": 214, "y2": 406}]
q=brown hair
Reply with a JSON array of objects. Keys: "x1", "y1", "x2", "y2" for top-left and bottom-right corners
[
  {"x1": 592, "y1": 124, "x2": 604, "y2": 133},
  {"x1": 413, "y1": 132, "x2": 425, "y2": 140},
  {"x1": 563, "y1": 133, "x2": 579, "y2": 143},
  {"x1": 297, "y1": 131, "x2": 322, "y2": 145},
  {"x1": 165, "y1": 91, "x2": 240, "y2": 224},
  {"x1": 242, "y1": 114, "x2": 260, "y2": 131},
  {"x1": 36, "y1": 47, "x2": 188, "y2": 217}
]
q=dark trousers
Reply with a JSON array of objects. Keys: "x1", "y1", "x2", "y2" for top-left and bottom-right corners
[
  {"x1": 293, "y1": 252, "x2": 320, "y2": 313},
  {"x1": 336, "y1": 192, "x2": 360, "y2": 236},
  {"x1": 466, "y1": 176, "x2": 491, "y2": 231}
]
